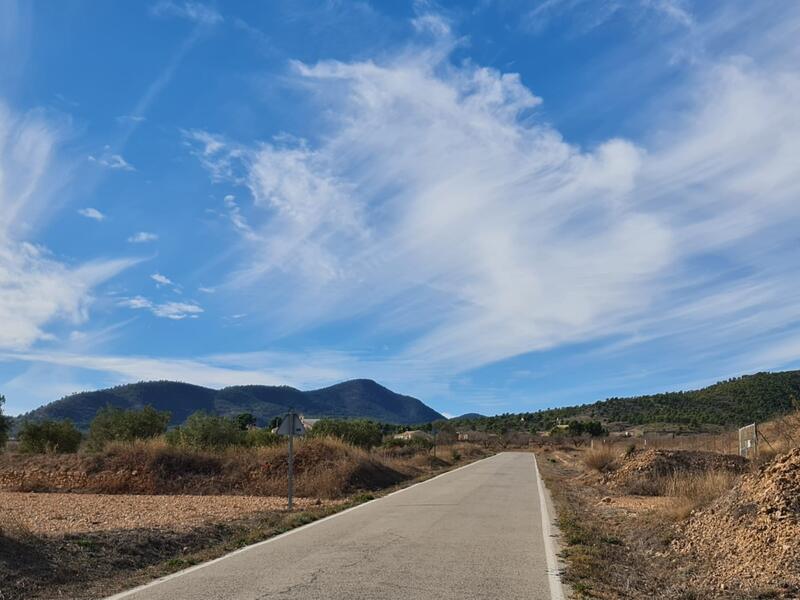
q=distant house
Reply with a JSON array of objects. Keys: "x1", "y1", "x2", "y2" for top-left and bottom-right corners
[
  {"x1": 457, "y1": 431, "x2": 497, "y2": 442},
  {"x1": 394, "y1": 430, "x2": 432, "y2": 442}
]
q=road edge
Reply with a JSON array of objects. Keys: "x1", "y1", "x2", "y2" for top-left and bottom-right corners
[{"x1": 534, "y1": 453, "x2": 568, "y2": 600}]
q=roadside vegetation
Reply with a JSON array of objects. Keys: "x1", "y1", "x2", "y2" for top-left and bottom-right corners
[
  {"x1": 539, "y1": 410, "x2": 800, "y2": 599},
  {"x1": 18, "y1": 420, "x2": 82, "y2": 453},
  {"x1": 0, "y1": 402, "x2": 500, "y2": 600}
]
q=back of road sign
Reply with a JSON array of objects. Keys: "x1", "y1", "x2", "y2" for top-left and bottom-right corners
[{"x1": 277, "y1": 413, "x2": 306, "y2": 436}]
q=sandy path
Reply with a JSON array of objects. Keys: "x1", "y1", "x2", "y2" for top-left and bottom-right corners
[{"x1": 0, "y1": 492, "x2": 342, "y2": 535}]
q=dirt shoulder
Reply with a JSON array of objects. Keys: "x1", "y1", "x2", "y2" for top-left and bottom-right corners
[
  {"x1": 537, "y1": 446, "x2": 690, "y2": 599},
  {"x1": 536, "y1": 444, "x2": 800, "y2": 599}
]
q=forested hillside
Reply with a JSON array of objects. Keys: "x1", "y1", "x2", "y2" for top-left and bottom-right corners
[
  {"x1": 451, "y1": 371, "x2": 800, "y2": 433},
  {"x1": 16, "y1": 379, "x2": 444, "y2": 429}
]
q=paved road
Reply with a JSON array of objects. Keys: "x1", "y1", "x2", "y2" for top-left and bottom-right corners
[{"x1": 109, "y1": 452, "x2": 562, "y2": 600}]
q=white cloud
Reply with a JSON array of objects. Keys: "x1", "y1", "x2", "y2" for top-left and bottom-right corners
[
  {"x1": 0, "y1": 102, "x2": 133, "y2": 351},
  {"x1": 88, "y1": 146, "x2": 135, "y2": 171},
  {"x1": 221, "y1": 194, "x2": 256, "y2": 238},
  {"x1": 188, "y1": 5, "x2": 800, "y2": 377},
  {"x1": 198, "y1": 286, "x2": 215, "y2": 293},
  {"x1": 150, "y1": 1, "x2": 223, "y2": 26},
  {"x1": 78, "y1": 207, "x2": 105, "y2": 221},
  {"x1": 150, "y1": 272, "x2": 173, "y2": 286},
  {"x1": 127, "y1": 231, "x2": 158, "y2": 243},
  {"x1": 183, "y1": 129, "x2": 242, "y2": 182},
  {"x1": 0, "y1": 243, "x2": 133, "y2": 350},
  {"x1": 119, "y1": 295, "x2": 153, "y2": 310},
  {"x1": 119, "y1": 295, "x2": 203, "y2": 320},
  {"x1": 151, "y1": 301, "x2": 203, "y2": 320}
]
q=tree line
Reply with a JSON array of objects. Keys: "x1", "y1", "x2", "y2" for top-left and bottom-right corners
[{"x1": 0, "y1": 402, "x2": 421, "y2": 453}]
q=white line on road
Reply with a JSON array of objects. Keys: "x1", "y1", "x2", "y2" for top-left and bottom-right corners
[{"x1": 534, "y1": 454, "x2": 567, "y2": 600}]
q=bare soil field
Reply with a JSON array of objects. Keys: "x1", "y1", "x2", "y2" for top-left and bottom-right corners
[{"x1": 0, "y1": 492, "x2": 343, "y2": 535}]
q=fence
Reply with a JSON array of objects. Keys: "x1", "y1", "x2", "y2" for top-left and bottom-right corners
[
  {"x1": 574, "y1": 410, "x2": 800, "y2": 458},
  {"x1": 738, "y1": 423, "x2": 757, "y2": 458}
]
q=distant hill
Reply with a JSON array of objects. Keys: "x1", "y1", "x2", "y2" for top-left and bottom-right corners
[
  {"x1": 450, "y1": 371, "x2": 800, "y2": 433},
  {"x1": 17, "y1": 379, "x2": 445, "y2": 429},
  {"x1": 452, "y1": 413, "x2": 485, "y2": 420}
]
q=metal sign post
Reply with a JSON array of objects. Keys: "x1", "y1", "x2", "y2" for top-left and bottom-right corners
[{"x1": 277, "y1": 410, "x2": 306, "y2": 510}]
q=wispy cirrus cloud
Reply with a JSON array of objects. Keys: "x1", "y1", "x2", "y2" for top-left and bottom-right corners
[
  {"x1": 186, "y1": 3, "x2": 800, "y2": 378},
  {"x1": 523, "y1": 0, "x2": 694, "y2": 34},
  {"x1": 150, "y1": 1, "x2": 222, "y2": 26},
  {"x1": 116, "y1": 114, "x2": 146, "y2": 125},
  {"x1": 152, "y1": 301, "x2": 203, "y2": 319},
  {"x1": 0, "y1": 102, "x2": 133, "y2": 351},
  {"x1": 119, "y1": 295, "x2": 203, "y2": 320},
  {"x1": 88, "y1": 145, "x2": 135, "y2": 171}
]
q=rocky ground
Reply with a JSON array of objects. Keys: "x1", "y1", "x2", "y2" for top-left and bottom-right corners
[{"x1": 672, "y1": 447, "x2": 800, "y2": 596}]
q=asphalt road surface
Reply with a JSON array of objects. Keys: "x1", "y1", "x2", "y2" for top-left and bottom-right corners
[{"x1": 108, "y1": 452, "x2": 563, "y2": 600}]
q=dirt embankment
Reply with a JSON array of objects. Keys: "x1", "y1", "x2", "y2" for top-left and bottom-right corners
[
  {"x1": 0, "y1": 437, "x2": 412, "y2": 498},
  {"x1": 606, "y1": 449, "x2": 747, "y2": 494},
  {"x1": 671, "y1": 447, "x2": 800, "y2": 596}
]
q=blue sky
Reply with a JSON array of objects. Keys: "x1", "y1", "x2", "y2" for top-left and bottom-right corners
[{"x1": 1, "y1": 0, "x2": 799, "y2": 417}]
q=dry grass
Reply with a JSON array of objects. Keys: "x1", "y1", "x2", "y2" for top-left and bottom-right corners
[
  {"x1": 1, "y1": 437, "x2": 489, "y2": 499},
  {"x1": 582, "y1": 446, "x2": 618, "y2": 472},
  {"x1": 660, "y1": 470, "x2": 739, "y2": 520}
]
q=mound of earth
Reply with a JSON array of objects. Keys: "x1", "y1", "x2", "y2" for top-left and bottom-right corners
[
  {"x1": 671, "y1": 448, "x2": 800, "y2": 596},
  {"x1": 607, "y1": 449, "x2": 747, "y2": 494}
]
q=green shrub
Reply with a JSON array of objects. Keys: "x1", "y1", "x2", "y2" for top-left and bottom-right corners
[
  {"x1": 244, "y1": 428, "x2": 281, "y2": 447},
  {"x1": 236, "y1": 413, "x2": 257, "y2": 430},
  {"x1": 309, "y1": 419, "x2": 383, "y2": 449},
  {"x1": 0, "y1": 394, "x2": 9, "y2": 449},
  {"x1": 18, "y1": 420, "x2": 82, "y2": 453},
  {"x1": 166, "y1": 412, "x2": 245, "y2": 450},
  {"x1": 87, "y1": 405, "x2": 170, "y2": 450}
]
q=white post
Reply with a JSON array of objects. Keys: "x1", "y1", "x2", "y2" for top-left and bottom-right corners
[{"x1": 288, "y1": 421, "x2": 294, "y2": 510}]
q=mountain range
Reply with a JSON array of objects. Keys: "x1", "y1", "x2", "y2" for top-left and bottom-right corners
[{"x1": 17, "y1": 379, "x2": 445, "y2": 429}]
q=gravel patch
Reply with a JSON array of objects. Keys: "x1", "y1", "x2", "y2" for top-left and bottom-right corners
[{"x1": 0, "y1": 492, "x2": 342, "y2": 535}]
